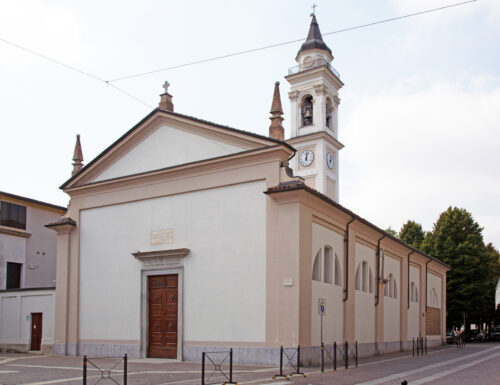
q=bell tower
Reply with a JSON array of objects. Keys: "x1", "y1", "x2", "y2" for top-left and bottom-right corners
[{"x1": 285, "y1": 14, "x2": 344, "y2": 202}]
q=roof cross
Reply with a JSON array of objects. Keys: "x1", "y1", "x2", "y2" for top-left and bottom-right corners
[
  {"x1": 163, "y1": 81, "x2": 170, "y2": 94},
  {"x1": 311, "y1": 3, "x2": 317, "y2": 15}
]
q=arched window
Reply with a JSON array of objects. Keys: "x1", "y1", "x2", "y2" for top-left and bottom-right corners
[
  {"x1": 301, "y1": 95, "x2": 313, "y2": 126},
  {"x1": 362, "y1": 261, "x2": 367, "y2": 292},
  {"x1": 369, "y1": 268, "x2": 373, "y2": 293},
  {"x1": 415, "y1": 286, "x2": 419, "y2": 302},
  {"x1": 312, "y1": 249, "x2": 321, "y2": 281},
  {"x1": 384, "y1": 280, "x2": 388, "y2": 297},
  {"x1": 334, "y1": 254, "x2": 342, "y2": 286},
  {"x1": 326, "y1": 97, "x2": 333, "y2": 128},
  {"x1": 431, "y1": 288, "x2": 438, "y2": 306},
  {"x1": 388, "y1": 274, "x2": 393, "y2": 298},
  {"x1": 394, "y1": 281, "x2": 397, "y2": 299},
  {"x1": 411, "y1": 282, "x2": 415, "y2": 302},
  {"x1": 324, "y1": 246, "x2": 332, "y2": 284},
  {"x1": 355, "y1": 264, "x2": 361, "y2": 290}
]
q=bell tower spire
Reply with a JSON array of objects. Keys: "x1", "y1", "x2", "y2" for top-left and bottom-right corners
[
  {"x1": 285, "y1": 14, "x2": 344, "y2": 202},
  {"x1": 269, "y1": 81, "x2": 284, "y2": 141},
  {"x1": 72, "y1": 134, "x2": 84, "y2": 176}
]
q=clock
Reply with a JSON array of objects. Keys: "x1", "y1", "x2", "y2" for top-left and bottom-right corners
[
  {"x1": 299, "y1": 149, "x2": 314, "y2": 167},
  {"x1": 326, "y1": 152, "x2": 334, "y2": 169}
]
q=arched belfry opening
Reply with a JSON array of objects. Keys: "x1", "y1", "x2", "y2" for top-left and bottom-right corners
[
  {"x1": 325, "y1": 97, "x2": 333, "y2": 129},
  {"x1": 301, "y1": 95, "x2": 313, "y2": 126}
]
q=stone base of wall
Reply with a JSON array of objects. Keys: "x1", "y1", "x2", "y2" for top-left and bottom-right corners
[
  {"x1": 53, "y1": 343, "x2": 140, "y2": 358},
  {"x1": 183, "y1": 345, "x2": 280, "y2": 365},
  {"x1": 0, "y1": 343, "x2": 52, "y2": 354}
]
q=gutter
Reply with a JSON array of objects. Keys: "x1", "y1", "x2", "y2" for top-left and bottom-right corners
[
  {"x1": 425, "y1": 258, "x2": 432, "y2": 309},
  {"x1": 343, "y1": 217, "x2": 355, "y2": 302},
  {"x1": 375, "y1": 234, "x2": 386, "y2": 306}
]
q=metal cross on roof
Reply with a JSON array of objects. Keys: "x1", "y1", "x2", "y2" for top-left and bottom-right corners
[
  {"x1": 312, "y1": 3, "x2": 317, "y2": 15},
  {"x1": 163, "y1": 81, "x2": 170, "y2": 94}
]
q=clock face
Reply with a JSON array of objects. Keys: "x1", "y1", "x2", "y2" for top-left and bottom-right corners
[
  {"x1": 326, "y1": 152, "x2": 334, "y2": 169},
  {"x1": 299, "y1": 149, "x2": 314, "y2": 167}
]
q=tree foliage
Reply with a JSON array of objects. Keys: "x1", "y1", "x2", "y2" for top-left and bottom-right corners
[
  {"x1": 399, "y1": 220, "x2": 425, "y2": 249},
  {"x1": 420, "y1": 207, "x2": 496, "y2": 329}
]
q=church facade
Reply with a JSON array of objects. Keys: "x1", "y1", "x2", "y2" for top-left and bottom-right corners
[{"x1": 48, "y1": 16, "x2": 449, "y2": 363}]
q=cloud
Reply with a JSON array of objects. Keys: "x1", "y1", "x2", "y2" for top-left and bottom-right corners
[{"x1": 341, "y1": 74, "x2": 500, "y2": 246}]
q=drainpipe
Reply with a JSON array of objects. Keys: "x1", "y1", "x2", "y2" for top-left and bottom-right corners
[
  {"x1": 375, "y1": 234, "x2": 386, "y2": 306},
  {"x1": 343, "y1": 217, "x2": 355, "y2": 302},
  {"x1": 425, "y1": 258, "x2": 432, "y2": 309},
  {"x1": 407, "y1": 250, "x2": 414, "y2": 309}
]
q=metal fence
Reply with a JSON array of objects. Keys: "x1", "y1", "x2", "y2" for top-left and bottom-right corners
[
  {"x1": 321, "y1": 341, "x2": 358, "y2": 372},
  {"x1": 273, "y1": 345, "x2": 306, "y2": 380},
  {"x1": 201, "y1": 349, "x2": 237, "y2": 385},
  {"x1": 412, "y1": 337, "x2": 427, "y2": 356},
  {"x1": 82, "y1": 354, "x2": 127, "y2": 385}
]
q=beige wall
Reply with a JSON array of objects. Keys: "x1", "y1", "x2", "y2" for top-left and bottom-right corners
[
  {"x1": 354, "y1": 242, "x2": 376, "y2": 343},
  {"x1": 383, "y1": 254, "x2": 400, "y2": 342}
]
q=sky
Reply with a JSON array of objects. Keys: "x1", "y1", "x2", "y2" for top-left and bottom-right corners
[{"x1": 1, "y1": 0, "x2": 499, "y2": 248}]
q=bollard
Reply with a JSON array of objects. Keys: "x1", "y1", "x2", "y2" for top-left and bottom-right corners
[
  {"x1": 83, "y1": 355, "x2": 87, "y2": 385},
  {"x1": 201, "y1": 352, "x2": 205, "y2": 385},
  {"x1": 320, "y1": 342, "x2": 324, "y2": 372},
  {"x1": 334, "y1": 341, "x2": 337, "y2": 371},
  {"x1": 297, "y1": 345, "x2": 301, "y2": 375},
  {"x1": 344, "y1": 341, "x2": 348, "y2": 369},
  {"x1": 355, "y1": 340, "x2": 358, "y2": 367},
  {"x1": 123, "y1": 354, "x2": 127, "y2": 385},
  {"x1": 229, "y1": 348, "x2": 233, "y2": 383},
  {"x1": 279, "y1": 346, "x2": 283, "y2": 377},
  {"x1": 412, "y1": 338, "x2": 415, "y2": 356},
  {"x1": 425, "y1": 337, "x2": 427, "y2": 355}
]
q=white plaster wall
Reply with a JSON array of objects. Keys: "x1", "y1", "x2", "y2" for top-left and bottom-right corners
[
  {"x1": 311, "y1": 223, "x2": 344, "y2": 345},
  {"x1": 408, "y1": 266, "x2": 420, "y2": 339},
  {"x1": 427, "y1": 272, "x2": 442, "y2": 308},
  {"x1": 79, "y1": 181, "x2": 266, "y2": 343},
  {"x1": 25, "y1": 206, "x2": 62, "y2": 288},
  {"x1": 94, "y1": 125, "x2": 245, "y2": 182},
  {"x1": 354, "y1": 243, "x2": 375, "y2": 343},
  {"x1": 0, "y1": 290, "x2": 54, "y2": 345},
  {"x1": 383, "y1": 255, "x2": 400, "y2": 342},
  {"x1": 0, "y1": 234, "x2": 26, "y2": 289}
]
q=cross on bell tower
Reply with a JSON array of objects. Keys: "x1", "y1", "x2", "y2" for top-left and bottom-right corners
[{"x1": 284, "y1": 14, "x2": 344, "y2": 202}]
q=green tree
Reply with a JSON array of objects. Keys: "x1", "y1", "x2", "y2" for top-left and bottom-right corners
[
  {"x1": 422, "y1": 207, "x2": 491, "y2": 329},
  {"x1": 399, "y1": 220, "x2": 425, "y2": 249},
  {"x1": 385, "y1": 226, "x2": 397, "y2": 237}
]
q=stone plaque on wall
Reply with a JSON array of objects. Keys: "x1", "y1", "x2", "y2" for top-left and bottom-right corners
[{"x1": 150, "y1": 229, "x2": 174, "y2": 246}]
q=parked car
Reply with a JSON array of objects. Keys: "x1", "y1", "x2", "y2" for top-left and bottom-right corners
[
  {"x1": 490, "y1": 326, "x2": 500, "y2": 341},
  {"x1": 467, "y1": 329, "x2": 484, "y2": 342},
  {"x1": 446, "y1": 331, "x2": 456, "y2": 344}
]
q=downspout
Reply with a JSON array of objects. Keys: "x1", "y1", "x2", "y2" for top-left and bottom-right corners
[
  {"x1": 375, "y1": 234, "x2": 386, "y2": 306},
  {"x1": 425, "y1": 258, "x2": 432, "y2": 309},
  {"x1": 343, "y1": 217, "x2": 355, "y2": 302},
  {"x1": 407, "y1": 250, "x2": 414, "y2": 309}
]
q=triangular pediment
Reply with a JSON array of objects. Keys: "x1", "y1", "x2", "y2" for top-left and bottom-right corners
[{"x1": 63, "y1": 110, "x2": 280, "y2": 189}]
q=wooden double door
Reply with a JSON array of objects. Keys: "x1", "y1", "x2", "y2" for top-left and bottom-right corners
[{"x1": 148, "y1": 274, "x2": 178, "y2": 358}]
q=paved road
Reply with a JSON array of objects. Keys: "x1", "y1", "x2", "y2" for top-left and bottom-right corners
[{"x1": 0, "y1": 342, "x2": 498, "y2": 384}]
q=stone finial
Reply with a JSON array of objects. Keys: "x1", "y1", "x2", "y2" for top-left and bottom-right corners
[
  {"x1": 269, "y1": 82, "x2": 284, "y2": 141},
  {"x1": 72, "y1": 134, "x2": 84, "y2": 176},
  {"x1": 159, "y1": 81, "x2": 174, "y2": 111}
]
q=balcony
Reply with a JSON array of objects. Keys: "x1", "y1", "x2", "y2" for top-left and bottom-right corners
[{"x1": 288, "y1": 57, "x2": 340, "y2": 79}]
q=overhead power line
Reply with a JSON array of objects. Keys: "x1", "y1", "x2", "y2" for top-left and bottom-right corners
[
  {"x1": 0, "y1": 37, "x2": 154, "y2": 108},
  {"x1": 0, "y1": 0, "x2": 477, "y2": 108},
  {"x1": 107, "y1": 0, "x2": 478, "y2": 83}
]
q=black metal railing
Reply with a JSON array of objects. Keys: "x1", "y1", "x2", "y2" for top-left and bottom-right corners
[
  {"x1": 412, "y1": 337, "x2": 427, "y2": 356},
  {"x1": 83, "y1": 354, "x2": 127, "y2": 385},
  {"x1": 201, "y1": 349, "x2": 236, "y2": 385},
  {"x1": 273, "y1": 345, "x2": 306, "y2": 380}
]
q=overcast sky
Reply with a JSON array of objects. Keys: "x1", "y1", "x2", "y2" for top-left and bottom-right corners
[{"x1": 1, "y1": 0, "x2": 499, "y2": 248}]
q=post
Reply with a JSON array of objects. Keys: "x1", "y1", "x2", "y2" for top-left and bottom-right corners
[
  {"x1": 83, "y1": 355, "x2": 87, "y2": 385},
  {"x1": 425, "y1": 337, "x2": 427, "y2": 355},
  {"x1": 229, "y1": 348, "x2": 233, "y2": 383},
  {"x1": 280, "y1": 346, "x2": 283, "y2": 376},
  {"x1": 355, "y1": 340, "x2": 358, "y2": 367},
  {"x1": 334, "y1": 342, "x2": 337, "y2": 371},
  {"x1": 412, "y1": 338, "x2": 415, "y2": 356},
  {"x1": 321, "y1": 342, "x2": 324, "y2": 372},
  {"x1": 297, "y1": 345, "x2": 301, "y2": 374},
  {"x1": 201, "y1": 352, "x2": 205, "y2": 385},
  {"x1": 123, "y1": 354, "x2": 127, "y2": 385},
  {"x1": 344, "y1": 341, "x2": 348, "y2": 369}
]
